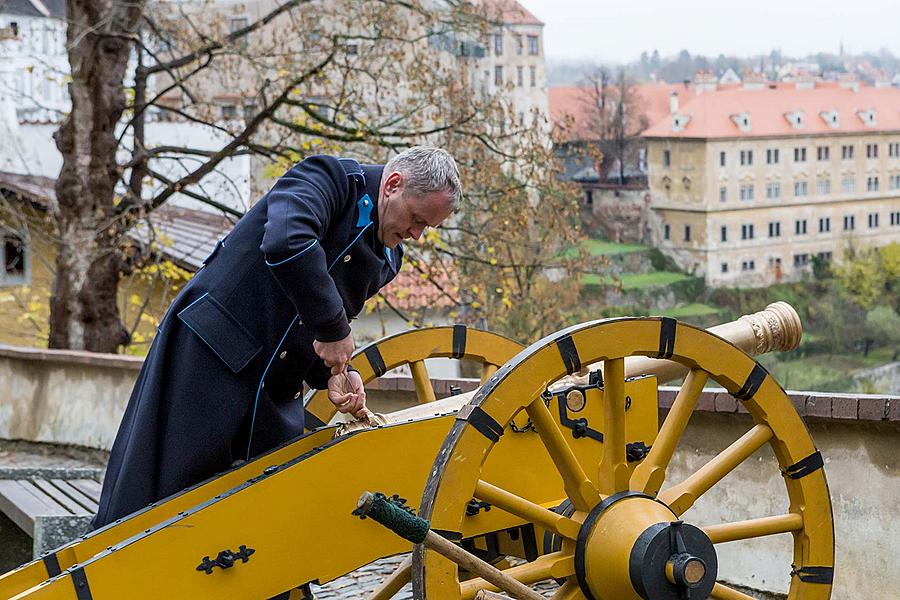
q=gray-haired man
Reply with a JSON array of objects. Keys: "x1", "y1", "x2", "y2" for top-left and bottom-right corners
[{"x1": 93, "y1": 147, "x2": 462, "y2": 529}]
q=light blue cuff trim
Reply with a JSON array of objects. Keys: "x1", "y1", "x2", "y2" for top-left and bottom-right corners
[{"x1": 265, "y1": 239, "x2": 319, "y2": 267}]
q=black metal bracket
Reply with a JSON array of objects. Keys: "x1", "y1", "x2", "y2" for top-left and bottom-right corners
[
  {"x1": 196, "y1": 545, "x2": 255, "y2": 574},
  {"x1": 465, "y1": 498, "x2": 492, "y2": 516},
  {"x1": 626, "y1": 441, "x2": 652, "y2": 462},
  {"x1": 555, "y1": 389, "x2": 604, "y2": 442}
]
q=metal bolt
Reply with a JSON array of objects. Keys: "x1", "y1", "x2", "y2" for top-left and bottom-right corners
[{"x1": 279, "y1": 351, "x2": 287, "y2": 359}]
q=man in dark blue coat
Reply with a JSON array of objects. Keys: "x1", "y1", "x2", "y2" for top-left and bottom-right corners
[{"x1": 92, "y1": 146, "x2": 461, "y2": 529}]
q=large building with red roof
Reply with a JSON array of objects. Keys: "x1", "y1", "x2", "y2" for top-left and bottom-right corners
[{"x1": 643, "y1": 79, "x2": 900, "y2": 287}]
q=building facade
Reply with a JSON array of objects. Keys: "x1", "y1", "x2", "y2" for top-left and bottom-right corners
[{"x1": 643, "y1": 81, "x2": 900, "y2": 287}]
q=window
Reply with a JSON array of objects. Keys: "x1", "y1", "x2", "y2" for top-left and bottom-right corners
[
  {"x1": 741, "y1": 260, "x2": 756, "y2": 271},
  {"x1": 868, "y1": 213, "x2": 879, "y2": 228},
  {"x1": 890, "y1": 175, "x2": 900, "y2": 190},
  {"x1": 819, "y1": 217, "x2": 831, "y2": 233},
  {"x1": 794, "y1": 181, "x2": 808, "y2": 196},
  {"x1": 794, "y1": 254, "x2": 810, "y2": 267},
  {"x1": 766, "y1": 181, "x2": 781, "y2": 199},
  {"x1": 516, "y1": 66, "x2": 523, "y2": 87},
  {"x1": 768, "y1": 222, "x2": 781, "y2": 237},
  {"x1": 719, "y1": 186, "x2": 727, "y2": 202},
  {"x1": 720, "y1": 225, "x2": 727, "y2": 242},
  {"x1": 844, "y1": 215, "x2": 856, "y2": 231},
  {"x1": 739, "y1": 184, "x2": 755, "y2": 201},
  {"x1": 766, "y1": 148, "x2": 780, "y2": 164},
  {"x1": 741, "y1": 224, "x2": 755, "y2": 240},
  {"x1": 515, "y1": 34, "x2": 523, "y2": 55},
  {"x1": 3, "y1": 235, "x2": 26, "y2": 279},
  {"x1": 866, "y1": 143, "x2": 878, "y2": 159},
  {"x1": 817, "y1": 146, "x2": 830, "y2": 161},
  {"x1": 230, "y1": 16, "x2": 249, "y2": 48},
  {"x1": 817, "y1": 251, "x2": 833, "y2": 262},
  {"x1": 740, "y1": 150, "x2": 753, "y2": 166},
  {"x1": 867, "y1": 176, "x2": 880, "y2": 192},
  {"x1": 221, "y1": 105, "x2": 237, "y2": 119},
  {"x1": 494, "y1": 33, "x2": 503, "y2": 55},
  {"x1": 842, "y1": 176, "x2": 856, "y2": 193},
  {"x1": 663, "y1": 150, "x2": 671, "y2": 167},
  {"x1": 585, "y1": 190, "x2": 593, "y2": 206},
  {"x1": 243, "y1": 102, "x2": 257, "y2": 119},
  {"x1": 721, "y1": 263, "x2": 729, "y2": 273},
  {"x1": 720, "y1": 151, "x2": 726, "y2": 167},
  {"x1": 344, "y1": 43, "x2": 359, "y2": 55},
  {"x1": 816, "y1": 178, "x2": 831, "y2": 195},
  {"x1": 494, "y1": 65, "x2": 503, "y2": 86},
  {"x1": 527, "y1": 35, "x2": 539, "y2": 55},
  {"x1": 890, "y1": 142, "x2": 900, "y2": 157},
  {"x1": 891, "y1": 211, "x2": 900, "y2": 226},
  {"x1": 794, "y1": 147, "x2": 807, "y2": 162},
  {"x1": 664, "y1": 224, "x2": 670, "y2": 240},
  {"x1": 795, "y1": 219, "x2": 807, "y2": 235},
  {"x1": 684, "y1": 225, "x2": 691, "y2": 242},
  {"x1": 841, "y1": 145, "x2": 855, "y2": 160},
  {"x1": 529, "y1": 66, "x2": 536, "y2": 87}
]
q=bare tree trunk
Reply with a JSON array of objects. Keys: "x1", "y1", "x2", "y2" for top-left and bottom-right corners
[{"x1": 49, "y1": 0, "x2": 145, "y2": 352}]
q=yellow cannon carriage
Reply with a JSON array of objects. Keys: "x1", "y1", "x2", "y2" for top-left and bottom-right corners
[{"x1": 0, "y1": 304, "x2": 833, "y2": 600}]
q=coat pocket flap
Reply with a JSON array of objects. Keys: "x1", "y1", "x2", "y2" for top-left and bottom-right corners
[{"x1": 177, "y1": 293, "x2": 262, "y2": 373}]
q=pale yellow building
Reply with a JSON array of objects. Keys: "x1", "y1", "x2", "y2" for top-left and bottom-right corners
[{"x1": 643, "y1": 80, "x2": 900, "y2": 287}]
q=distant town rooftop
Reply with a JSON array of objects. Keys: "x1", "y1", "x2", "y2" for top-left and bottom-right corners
[{"x1": 643, "y1": 80, "x2": 900, "y2": 139}]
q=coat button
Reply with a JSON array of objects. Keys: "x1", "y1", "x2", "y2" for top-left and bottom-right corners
[
  {"x1": 294, "y1": 391, "x2": 302, "y2": 399},
  {"x1": 279, "y1": 351, "x2": 287, "y2": 359},
  {"x1": 343, "y1": 254, "x2": 351, "y2": 262},
  {"x1": 363, "y1": 199, "x2": 369, "y2": 206}
]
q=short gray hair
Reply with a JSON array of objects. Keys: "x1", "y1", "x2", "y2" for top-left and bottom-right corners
[{"x1": 385, "y1": 146, "x2": 462, "y2": 211}]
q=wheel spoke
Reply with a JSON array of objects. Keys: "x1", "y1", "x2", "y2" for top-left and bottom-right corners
[
  {"x1": 709, "y1": 582, "x2": 757, "y2": 599},
  {"x1": 410, "y1": 360, "x2": 436, "y2": 404},
  {"x1": 703, "y1": 513, "x2": 803, "y2": 544},
  {"x1": 481, "y1": 363, "x2": 499, "y2": 383},
  {"x1": 630, "y1": 369, "x2": 709, "y2": 495},
  {"x1": 658, "y1": 424, "x2": 773, "y2": 516},
  {"x1": 475, "y1": 480, "x2": 580, "y2": 540},
  {"x1": 526, "y1": 397, "x2": 600, "y2": 511},
  {"x1": 458, "y1": 552, "x2": 574, "y2": 599},
  {"x1": 597, "y1": 358, "x2": 630, "y2": 495},
  {"x1": 366, "y1": 554, "x2": 411, "y2": 600},
  {"x1": 551, "y1": 579, "x2": 585, "y2": 599}
]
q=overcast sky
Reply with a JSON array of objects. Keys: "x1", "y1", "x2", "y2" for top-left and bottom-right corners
[{"x1": 523, "y1": 0, "x2": 900, "y2": 63}]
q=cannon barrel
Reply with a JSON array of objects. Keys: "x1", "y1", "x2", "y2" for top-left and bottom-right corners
[{"x1": 337, "y1": 302, "x2": 801, "y2": 436}]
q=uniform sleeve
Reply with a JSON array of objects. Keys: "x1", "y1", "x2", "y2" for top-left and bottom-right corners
[{"x1": 261, "y1": 155, "x2": 351, "y2": 342}]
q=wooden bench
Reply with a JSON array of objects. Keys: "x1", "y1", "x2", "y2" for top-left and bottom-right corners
[{"x1": 0, "y1": 468, "x2": 102, "y2": 557}]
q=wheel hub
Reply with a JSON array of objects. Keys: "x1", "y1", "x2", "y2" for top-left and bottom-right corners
[{"x1": 575, "y1": 492, "x2": 718, "y2": 600}]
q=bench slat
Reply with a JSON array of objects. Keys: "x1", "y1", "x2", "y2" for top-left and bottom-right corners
[
  {"x1": 0, "y1": 480, "x2": 69, "y2": 536},
  {"x1": 49, "y1": 479, "x2": 99, "y2": 513},
  {"x1": 68, "y1": 479, "x2": 102, "y2": 503},
  {"x1": 31, "y1": 479, "x2": 91, "y2": 515}
]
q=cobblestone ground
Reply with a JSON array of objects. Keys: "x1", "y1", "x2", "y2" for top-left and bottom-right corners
[{"x1": 310, "y1": 554, "x2": 561, "y2": 599}]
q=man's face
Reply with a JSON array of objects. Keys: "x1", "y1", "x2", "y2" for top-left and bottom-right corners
[{"x1": 377, "y1": 171, "x2": 454, "y2": 249}]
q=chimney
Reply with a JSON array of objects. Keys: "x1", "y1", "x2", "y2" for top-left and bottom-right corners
[
  {"x1": 670, "y1": 91, "x2": 679, "y2": 114},
  {"x1": 839, "y1": 73, "x2": 860, "y2": 93}
]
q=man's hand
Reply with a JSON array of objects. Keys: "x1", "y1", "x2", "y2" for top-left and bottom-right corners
[
  {"x1": 327, "y1": 370, "x2": 367, "y2": 418},
  {"x1": 314, "y1": 333, "x2": 355, "y2": 374}
]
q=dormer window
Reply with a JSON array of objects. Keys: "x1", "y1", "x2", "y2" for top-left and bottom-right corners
[
  {"x1": 784, "y1": 110, "x2": 804, "y2": 129},
  {"x1": 731, "y1": 112, "x2": 751, "y2": 132},
  {"x1": 672, "y1": 114, "x2": 691, "y2": 132},
  {"x1": 819, "y1": 110, "x2": 839, "y2": 128},
  {"x1": 857, "y1": 109, "x2": 876, "y2": 126}
]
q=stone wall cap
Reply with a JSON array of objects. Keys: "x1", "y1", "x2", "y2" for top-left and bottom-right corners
[{"x1": 0, "y1": 344, "x2": 143, "y2": 370}]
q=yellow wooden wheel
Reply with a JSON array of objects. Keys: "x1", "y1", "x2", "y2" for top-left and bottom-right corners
[
  {"x1": 304, "y1": 325, "x2": 523, "y2": 429},
  {"x1": 412, "y1": 318, "x2": 834, "y2": 600}
]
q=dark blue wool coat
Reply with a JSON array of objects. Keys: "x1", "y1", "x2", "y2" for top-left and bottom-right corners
[{"x1": 92, "y1": 156, "x2": 400, "y2": 528}]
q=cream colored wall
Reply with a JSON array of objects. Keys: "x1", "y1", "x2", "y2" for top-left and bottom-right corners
[{"x1": 647, "y1": 135, "x2": 900, "y2": 286}]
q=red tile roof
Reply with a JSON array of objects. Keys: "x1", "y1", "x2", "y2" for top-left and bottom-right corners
[
  {"x1": 643, "y1": 82, "x2": 900, "y2": 139},
  {"x1": 549, "y1": 83, "x2": 697, "y2": 142},
  {"x1": 380, "y1": 264, "x2": 457, "y2": 311},
  {"x1": 476, "y1": 0, "x2": 543, "y2": 25}
]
